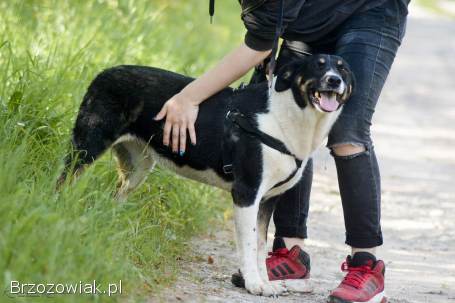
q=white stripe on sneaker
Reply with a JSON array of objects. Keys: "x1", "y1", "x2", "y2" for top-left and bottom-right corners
[{"x1": 353, "y1": 290, "x2": 386, "y2": 303}]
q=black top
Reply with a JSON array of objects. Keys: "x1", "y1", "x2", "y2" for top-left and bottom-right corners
[{"x1": 241, "y1": 0, "x2": 410, "y2": 51}]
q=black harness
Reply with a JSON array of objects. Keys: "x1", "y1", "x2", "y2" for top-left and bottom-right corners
[{"x1": 222, "y1": 108, "x2": 303, "y2": 189}]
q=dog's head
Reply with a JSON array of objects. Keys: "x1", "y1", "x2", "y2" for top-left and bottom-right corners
[{"x1": 274, "y1": 54, "x2": 355, "y2": 112}]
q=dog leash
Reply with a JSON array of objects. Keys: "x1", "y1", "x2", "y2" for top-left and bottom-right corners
[
  {"x1": 268, "y1": 0, "x2": 284, "y2": 89},
  {"x1": 209, "y1": 0, "x2": 215, "y2": 23}
]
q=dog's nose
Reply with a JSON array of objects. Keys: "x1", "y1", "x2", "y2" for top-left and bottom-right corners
[{"x1": 325, "y1": 75, "x2": 342, "y2": 88}]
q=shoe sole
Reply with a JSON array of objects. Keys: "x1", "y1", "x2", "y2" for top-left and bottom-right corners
[
  {"x1": 270, "y1": 279, "x2": 313, "y2": 293},
  {"x1": 328, "y1": 291, "x2": 387, "y2": 303}
]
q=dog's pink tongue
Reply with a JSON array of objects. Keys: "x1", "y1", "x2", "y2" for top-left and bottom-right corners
[{"x1": 319, "y1": 93, "x2": 339, "y2": 112}]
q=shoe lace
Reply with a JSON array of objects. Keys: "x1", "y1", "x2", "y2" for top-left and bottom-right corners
[
  {"x1": 267, "y1": 248, "x2": 290, "y2": 268},
  {"x1": 268, "y1": 248, "x2": 289, "y2": 258},
  {"x1": 340, "y1": 261, "x2": 374, "y2": 289}
]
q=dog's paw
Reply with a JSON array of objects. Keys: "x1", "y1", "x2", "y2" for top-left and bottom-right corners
[
  {"x1": 245, "y1": 279, "x2": 285, "y2": 297},
  {"x1": 269, "y1": 280, "x2": 287, "y2": 294}
]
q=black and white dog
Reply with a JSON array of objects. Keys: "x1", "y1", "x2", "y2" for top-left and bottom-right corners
[{"x1": 58, "y1": 54, "x2": 354, "y2": 296}]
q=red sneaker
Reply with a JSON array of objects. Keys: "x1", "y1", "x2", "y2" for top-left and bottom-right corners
[
  {"x1": 328, "y1": 252, "x2": 387, "y2": 303},
  {"x1": 231, "y1": 238, "x2": 311, "y2": 292},
  {"x1": 266, "y1": 237, "x2": 310, "y2": 281}
]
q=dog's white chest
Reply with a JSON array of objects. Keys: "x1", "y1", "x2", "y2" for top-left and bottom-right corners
[
  {"x1": 261, "y1": 148, "x2": 308, "y2": 199},
  {"x1": 255, "y1": 88, "x2": 341, "y2": 198}
]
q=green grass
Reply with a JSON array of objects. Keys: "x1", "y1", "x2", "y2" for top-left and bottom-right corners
[
  {"x1": 0, "y1": 1, "x2": 244, "y2": 302},
  {"x1": 416, "y1": 0, "x2": 455, "y2": 18}
]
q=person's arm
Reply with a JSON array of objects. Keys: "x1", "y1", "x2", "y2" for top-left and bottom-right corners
[
  {"x1": 154, "y1": 43, "x2": 271, "y2": 154},
  {"x1": 181, "y1": 43, "x2": 270, "y2": 106}
]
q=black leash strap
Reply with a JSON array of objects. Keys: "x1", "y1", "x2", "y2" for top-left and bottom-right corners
[
  {"x1": 209, "y1": 0, "x2": 215, "y2": 23},
  {"x1": 268, "y1": 0, "x2": 284, "y2": 88}
]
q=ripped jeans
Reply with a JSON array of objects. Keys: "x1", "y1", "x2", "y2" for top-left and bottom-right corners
[{"x1": 264, "y1": 0, "x2": 408, "y2": 248}]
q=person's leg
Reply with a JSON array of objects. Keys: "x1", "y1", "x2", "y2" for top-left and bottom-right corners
[
  {"x1": 331, "y1": 146, "x2": 382, "y2": 254},
  {"x1": 329, "y1": 0, "x2": 407, "y2": 254},
  {"x1": 272, "y1": 158, "x2": 312, "y2": 248},
  {"x1": 326, "y1": 0, "x2": 408, "y2": 302}
]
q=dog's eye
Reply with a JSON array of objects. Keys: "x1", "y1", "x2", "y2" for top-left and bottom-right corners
[
  {"x1": 318, "y1": 57, "x2": 326, "y2": 67},
  {"x1": 336, "y1": 60, "x2": 343, "y2": 67}
]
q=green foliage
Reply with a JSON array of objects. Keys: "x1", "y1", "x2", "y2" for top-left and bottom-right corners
[
  {"x1": 416, "y1": 0, "x2": 455, "y2": 18},
  {"x1": 0, "y1": 1, "x2": 241, "y2": 301}
]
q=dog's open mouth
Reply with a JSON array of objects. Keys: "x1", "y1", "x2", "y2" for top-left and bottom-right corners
[{"x1": 310, "y1": 90, "x2": 342, "y2": 112}]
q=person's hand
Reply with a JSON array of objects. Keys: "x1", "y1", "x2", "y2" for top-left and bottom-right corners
[
  {"x1": 153, "y1": 43, "x2": 270, "y2": 155},
  {"x1": 154, "y1": 93, "x2": 199, "y2": 155}
]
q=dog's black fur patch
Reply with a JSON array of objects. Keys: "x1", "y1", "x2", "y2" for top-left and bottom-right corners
[{"x1": 59, "y1": 65, "x2": 271, "y2": 199}]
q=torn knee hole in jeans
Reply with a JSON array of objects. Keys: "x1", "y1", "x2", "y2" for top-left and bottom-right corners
[{"x1": 329, "y1": 142, "x2": 370, "y2": 159}]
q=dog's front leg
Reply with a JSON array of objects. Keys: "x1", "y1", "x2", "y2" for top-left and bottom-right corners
[
  {"x1": 257, "y1": 198, "x2": 286, "y2": 293},
  {"x1": 233, "y1": 191, "x2": 281, "y2": 296}
]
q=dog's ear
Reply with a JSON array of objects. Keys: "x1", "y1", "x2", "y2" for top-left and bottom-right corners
[
  {"x1": 341, "y1": 65, "x2": 356, "y2": 101},
  {"x1": 275, "y1": 62, "x2": 299, "y2": 92}
]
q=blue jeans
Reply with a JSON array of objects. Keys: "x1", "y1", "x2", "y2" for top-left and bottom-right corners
[{"x1": 269, "y1": 0, "x2": 408, "y2": 248}]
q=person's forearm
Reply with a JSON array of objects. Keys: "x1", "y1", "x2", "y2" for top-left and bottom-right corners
[{"x1": 179, "y1": 43, "x2": 271, "y2": 105}]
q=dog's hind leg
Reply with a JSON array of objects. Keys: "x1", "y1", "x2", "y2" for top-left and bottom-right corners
[{"x1": 112, "y1": 138, "x2": 155, "y2": 201}]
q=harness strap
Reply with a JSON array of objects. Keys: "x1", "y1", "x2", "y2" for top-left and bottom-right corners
[
  {"x1": 223, "y1": 109, "x2": 303, "y2": 188},
  {"x1": 272, "y1": 158, "x2": 302, "y2": 189},
  {"x1": 226, "y1": 109, "x2": 297, "y2": 159}
]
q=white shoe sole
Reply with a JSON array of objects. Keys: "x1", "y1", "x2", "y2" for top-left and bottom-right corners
[{"x1": 351, "y1": 290, "x2": 387, "y2": 303}]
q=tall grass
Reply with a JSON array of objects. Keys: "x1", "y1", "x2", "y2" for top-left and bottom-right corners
[{"x1": 0, "y1": 1, "x2": 244, "y2": 302}]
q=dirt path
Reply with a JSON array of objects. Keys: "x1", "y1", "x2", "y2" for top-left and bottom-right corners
[{"x1": 151, "y1": 6, "x2": 455, "y2": 303}]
